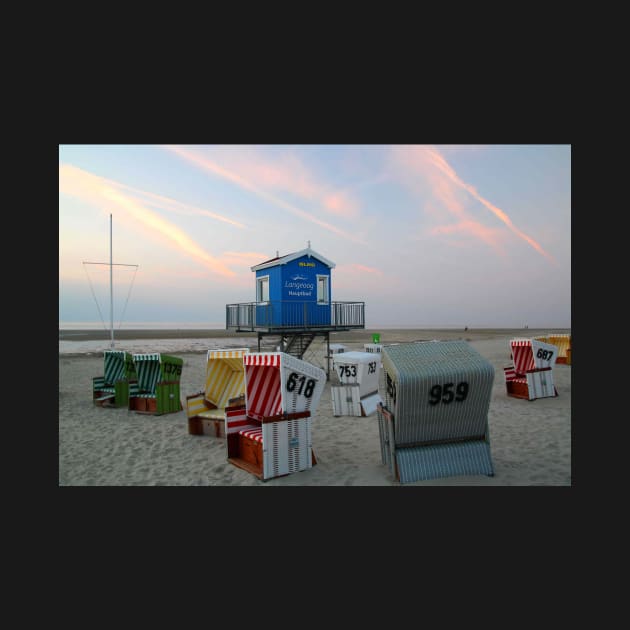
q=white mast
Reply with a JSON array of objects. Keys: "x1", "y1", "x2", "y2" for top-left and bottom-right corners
[
  {"x1": 83, "y1": 214, "x2": 138, "y2": 350},
  {"x1": 110, "y1": 213, "x2": 114, "y2": 348}
]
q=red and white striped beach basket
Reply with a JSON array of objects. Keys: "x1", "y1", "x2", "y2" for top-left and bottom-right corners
[
  {"x1": 242, "y1": 352, "x2": 326, "y2": 420},
  {"x1": 223, "y1": 352, "x2": 325, "y2": 480},
  {"x1": 505, "y1": 338, "x2": 558, "y2": 400}
]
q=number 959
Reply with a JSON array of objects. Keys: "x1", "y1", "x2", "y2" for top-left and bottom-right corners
[{"x1": 428, "y1": 382, "x2": 469, "y2": 405}]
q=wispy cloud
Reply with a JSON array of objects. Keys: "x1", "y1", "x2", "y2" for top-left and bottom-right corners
[
  {"x1": 222, "y1": 250, "x2": 271, "y2": 268},
  {"x1": 429, "y1": 221, "x2": 506, "y2": 255},
  {"x1": 163, "y1": 145, "x2": 366, "y2": 241},
  {"x1": 59, "y1": 164, "x2": 236, "y2": 278},
  {"x1": 340, "y1": 263, "x2": 384, "y2": 276},
  {"x1": 115, "y1": 183, "x2": 245, "y2": 228},
  {"x1": 60, "y1": 163, "x2": 245, "y2": 228},
  {"x1": 390, "y1": 146, "x2": 555, "y2": 263}
]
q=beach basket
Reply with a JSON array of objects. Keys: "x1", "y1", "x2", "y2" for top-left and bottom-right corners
[
  {"x1": 186, "y1": 348, "x2": 249, "y2": 437},
  {"x1": 327, "y1": 343, "x2": 347, "y2": 356},
  {"x1": 534, "y1": 333, "x2": 571, "y2": 364},
  {"x1": 377, "y1": 340, "x2": 495, "y2": 483},
  {"x1": 331, "y1": 351, "x2": 382, "y2": 416},
  {"x1": 504, "y1": 338, "x2": 558, "y2": 400},
  {"x1": 242, "y1": 352, "x2": 326, "y2": 420},
  {"x1": 223, "y1": 352, "x2": 325, "y2": 480},
  {"x1": 332, "y1": 351, "x2": 379, "y2": 397},
  {"x1": 92, "y1": 350, "x2": 138, "y2": 407},
  {"x1": 128, "y1": 353, "x2": 183, "y2": 415}
]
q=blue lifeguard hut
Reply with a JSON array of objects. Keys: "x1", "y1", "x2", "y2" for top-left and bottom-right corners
[{"x1": 226, "y1": 242, "x2": 365, "y2": 378}]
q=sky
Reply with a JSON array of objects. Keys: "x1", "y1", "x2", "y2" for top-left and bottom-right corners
[{"x1": 59, "y1": 144, "x2": 571, "y2": 329}]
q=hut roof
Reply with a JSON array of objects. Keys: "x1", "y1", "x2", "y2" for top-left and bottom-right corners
[{"x1": 251, "y1": 246, "x2": 336, "y2": 272}]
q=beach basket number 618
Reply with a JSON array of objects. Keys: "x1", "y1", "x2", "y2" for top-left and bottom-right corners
[{"x1": 286, "y1": 372, "x2": 316, "y2": 398}]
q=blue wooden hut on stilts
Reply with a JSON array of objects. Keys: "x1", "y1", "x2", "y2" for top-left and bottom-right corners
[{"x1": 225, "y1": 242, "x2": 365, "y2": 379}]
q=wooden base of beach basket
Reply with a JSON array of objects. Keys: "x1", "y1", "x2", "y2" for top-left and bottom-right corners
[
  {"x1": 188, "y1": 417, "x2": 225, "y2": 438},
  {"x1": 94, "y1": 393, "x2": 116, "y2": 406},
  {"x1": 506, "y1": 380, "x2": 531, "y2": 400},
  {"x1": 129, "y1": 397, "x2": 158, "y2": 413},
  {"x1": 227, "y1": 429, "x2": 318, "y2": 481}
]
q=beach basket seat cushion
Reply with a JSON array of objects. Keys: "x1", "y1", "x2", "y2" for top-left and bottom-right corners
[{"x1": 238, "y1": 427, "x2": 263, "y2": 442}]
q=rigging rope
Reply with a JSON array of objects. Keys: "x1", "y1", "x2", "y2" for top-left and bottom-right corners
[
  {"x1": 82, "y1": 262, "x2": 139, "y2": 331},
  {"x1": 82, "y1": 262, "x2": 108, "y2": 332},
  {"x1": 117, "y1": 265, "x2": 139, "y2": 329}
]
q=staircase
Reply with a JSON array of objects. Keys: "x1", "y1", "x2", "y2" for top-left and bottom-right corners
[
  {"x1": 282, "y1": 333, "x2": 316, "y2": 359},
  {"x1": 256, "y1": 332, "x2": 315, "y2": 359},
  {"x1": 255, "y1": 332, "x2": 330, "y2": 379}
]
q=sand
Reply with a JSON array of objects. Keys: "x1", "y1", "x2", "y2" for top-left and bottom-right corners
[{"x1": 58, "y1": 328, "x2": 571, "y2": 486}]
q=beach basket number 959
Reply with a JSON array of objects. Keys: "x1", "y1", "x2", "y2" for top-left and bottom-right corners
[
  {"x1": 429, "y1": 382, "x2": 469, "y2": 405},
  {"x1": 286, "y1": 372, "x2": 316, "y2": 398}
]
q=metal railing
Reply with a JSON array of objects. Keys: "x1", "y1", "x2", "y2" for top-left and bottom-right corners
[{"x1": 226, "y1": 301, "x2": 365, "y2": 331}]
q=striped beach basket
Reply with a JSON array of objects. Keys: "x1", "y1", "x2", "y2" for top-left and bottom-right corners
[
  {"x1": 223, "y1": 352, "x2": 325, "y2": 480},
  {"x1": 378, "y1": 340, "x2": 495, "y2": 483},
  {"x1": 92, "y1": 350, "x2": 138, "y2": 407},
  {"x1": 505, "y1": 338, "x2": 558, "y2": 400},
  {"x1": 331, "y1": 351, "x2": 382, "y2": 416},
  {"x1": 186, "y1": 348, "x2": 249, "y2": 437},
  {"x1": 534, "y1": 333, "x2": 571, "y2": 364},
  {"x1": 128, "y1": 353, "x2": 183, "y2": 415},
  {"x1": 242, "y1": 352, "x2": 326, "y2": 420}
]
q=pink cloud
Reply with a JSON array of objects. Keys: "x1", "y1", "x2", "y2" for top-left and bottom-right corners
[
  {"x1": 389, "y1": 146, "x2": 555, "y2": 263},
  {"x1": 430, "y1": 221, "x2": 507, "y2": 257},
  {"x1": 349, "y1": 263, "x2": 384, "y2": 275},
  {"x1": 424, "y1": 147, "x2": 555, "y2": 262},
  {"x1": 59, "y1": 164, "x2": 236, "y2": 278},
  {"x1": 164, "y1": 145, "x2": 363, "y2": 224},
  {"x1": 322, "y1": 191, "x2": 360, "y2": 219},
  {"x1": 222, "y1": 251, "x2": 272, "y2": 268}
]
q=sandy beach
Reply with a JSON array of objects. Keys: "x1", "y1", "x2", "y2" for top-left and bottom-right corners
[{"x1": 58, "y1": 328, "x2": 571, "y2": 486}]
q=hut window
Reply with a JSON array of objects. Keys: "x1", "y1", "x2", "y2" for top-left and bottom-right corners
[
  {"x1": 257, "y1": 275, "x2": 269, "y2": 303},
  {"x1": 317, "y1": 275, "x2": 329, "y2": 303}
]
